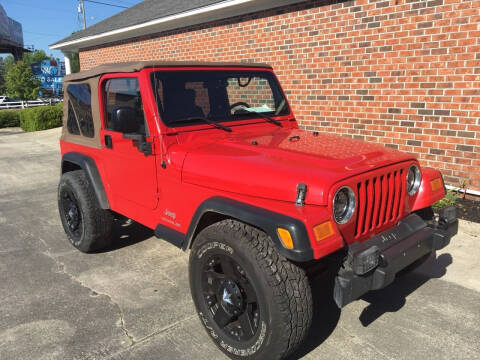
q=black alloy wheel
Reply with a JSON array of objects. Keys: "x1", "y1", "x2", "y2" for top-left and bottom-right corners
[
  {"x1": 60, "y1": 188, "x2": 83, "y2": 240},
  {"x1": 201, "y1": 253, "x2": 260, "y2": 341}
]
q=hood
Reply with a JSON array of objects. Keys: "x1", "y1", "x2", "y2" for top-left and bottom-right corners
[{"x1": 181, "y1": 129, "x2": 414, "y2": 205}]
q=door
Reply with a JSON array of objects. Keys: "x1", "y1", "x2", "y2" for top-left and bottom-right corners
[{"x1": 100, "y1": 75, "x2": 158, "y2": 210}]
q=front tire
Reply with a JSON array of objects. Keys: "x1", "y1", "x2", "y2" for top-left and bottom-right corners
[
  {"x1": 189, "y1": 220, "x2": 312, "y2": 360},
  {"x1": 58, "y1": 170, "x2": 113, "y2": 252}
]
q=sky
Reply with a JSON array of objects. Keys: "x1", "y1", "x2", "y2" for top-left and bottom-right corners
[{"x1": 0, "y1": 0, "x2": 143, "y2": 59}]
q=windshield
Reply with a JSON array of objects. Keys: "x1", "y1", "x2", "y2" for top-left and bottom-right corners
[{"x1": 150, "y1": 70, "x2": 290, "y2": 127}]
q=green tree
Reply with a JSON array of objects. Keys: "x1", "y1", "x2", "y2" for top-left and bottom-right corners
[
  {"x1": 23, "y1": 50, "x2": 49, "y2": 65},
  {"x1": 5, "y1": 60, "x2": 40, "y2": 100},
  {"x1": 2, "y1": 55, "x2": 15, "y2": 71},
  {"x1": 0, "y1": 56, "x2": 15, "y2": 94},
  {"x1": 68, "y1": 52, "x2": 81, "y2": 73},
  {"x1": 0, "y1": 58, "x2": 5, "y2": 94},
  {"x1": 0, "y1": 51, "x2": 49, "y2": 96}
]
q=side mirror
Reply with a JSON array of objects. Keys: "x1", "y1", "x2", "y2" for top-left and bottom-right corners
[{"x1": 111, "y1": 106, "x2": 139, "y2": 133}]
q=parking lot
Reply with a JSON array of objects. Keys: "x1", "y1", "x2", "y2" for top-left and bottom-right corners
[{"x1": 0, "y1": 127, "x2": 479, "y2": 360}]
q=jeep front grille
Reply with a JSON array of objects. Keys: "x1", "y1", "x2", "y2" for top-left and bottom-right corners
[{"x1": 354, "y1": 169, "x2": 406, "y2": 238}]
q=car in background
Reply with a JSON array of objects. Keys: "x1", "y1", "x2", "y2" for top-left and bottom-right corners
[{"x1": 0, "y1": 96, "x2": 14, "y2": 103}]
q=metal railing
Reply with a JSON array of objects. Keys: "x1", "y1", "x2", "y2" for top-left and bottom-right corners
[{"x1": 0, "y1": 99, "x2": 62, "y2": 109}]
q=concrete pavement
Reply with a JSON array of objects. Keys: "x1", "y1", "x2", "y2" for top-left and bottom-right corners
[{"x1": 0, "y1": 127, "x2": 479, "y2": 360}]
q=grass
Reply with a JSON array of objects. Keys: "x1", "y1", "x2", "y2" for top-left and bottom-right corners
[{"x1": 432, "y1": 189, "x2": 459, "y2": 211}]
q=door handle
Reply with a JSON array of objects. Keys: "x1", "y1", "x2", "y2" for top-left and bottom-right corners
[{"x1": 105, "y1": 135, "x2": 113, "y2": 149}]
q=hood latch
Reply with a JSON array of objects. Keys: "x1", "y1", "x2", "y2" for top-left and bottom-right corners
[{"x1": 296, "y1": 183, "x2": 307, "y2": 206}]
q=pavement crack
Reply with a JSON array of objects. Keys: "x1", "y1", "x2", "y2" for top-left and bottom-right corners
[
  {"x1": 135, "y1": 314, "x2": 196, "y2": 344},
  {"x1": 114, "y1": 302, "x2": 136, "y2": 347},
  {"x1": 104, "y1": 314, "x2": 197, "y2": 360},
  {"x1": 16, "y1": 227, "x2": 137, "y2": 348}
]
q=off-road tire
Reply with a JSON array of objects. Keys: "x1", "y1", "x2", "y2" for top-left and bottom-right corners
[
  {"x1": 58, "y1": 170, "x2": 113, "y2": 252},
  {"x1": 189, "y1": 219, "x2": 312, "y2": 360}
]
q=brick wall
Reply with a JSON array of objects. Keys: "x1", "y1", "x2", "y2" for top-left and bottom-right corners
[{"x1": 79, "y1": 0, "x2": 480, "y2": 191}]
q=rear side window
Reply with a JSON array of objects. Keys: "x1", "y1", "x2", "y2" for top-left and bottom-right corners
[
  {"x1": 66, "y1": 101, "x2": 80, "y2": 135},
  {"x1": 104, "y1": 78, "x2": 147, "y2": 135},
  {"x1": 66, "y1": 84, "x2": 94, "y2": 137}
]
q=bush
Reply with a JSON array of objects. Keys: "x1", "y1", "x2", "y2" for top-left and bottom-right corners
[
  {"x1": 432, "y1": 189, "x2": 459, "y2": 211},
  {"x1": 0, "y1": 110, "x2": 20, "y2": 128},
  {"x1": 19, "y1": 103, "x2": 63, "y2": 132}
]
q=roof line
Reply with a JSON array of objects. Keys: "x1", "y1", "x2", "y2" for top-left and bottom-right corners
[
  {"x1": 51, "y1": 0, "x2": 254, "y2": 50},
  {"x1": 64, "y1": 61, "x2": 272, "y2": 81}
]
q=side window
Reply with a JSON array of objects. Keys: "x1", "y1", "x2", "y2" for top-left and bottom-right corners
[
  {"x1": 104, "y1": 78, "x2": 147, "y2": 135},
  {"x1": 66, "y1": 84, "x2": 94, "y2": 137},
  {"x1": 67, "y1": 101, "x2": 80, "y2": 135}
]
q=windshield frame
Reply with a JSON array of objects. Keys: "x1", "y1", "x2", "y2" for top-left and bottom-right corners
[{"x1": 148, "y1": 67, "x2": 292, "y2": 131}]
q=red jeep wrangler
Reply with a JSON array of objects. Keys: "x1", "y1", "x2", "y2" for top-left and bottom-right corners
[{"x1": 58, "y1": 61, "x2": 457, "y2": 359}]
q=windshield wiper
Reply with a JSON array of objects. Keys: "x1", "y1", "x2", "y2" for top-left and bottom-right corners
[
  {"x1": 169, "y1": 117, "x2": 232, "y2": 132},
  {"x1": 237, "y1": 110, "x2": 282, "y2": 127}
]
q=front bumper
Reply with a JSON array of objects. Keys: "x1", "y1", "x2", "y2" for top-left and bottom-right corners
[{"x1": 334, "y1": 206, "x2": 458, "y2": 308}]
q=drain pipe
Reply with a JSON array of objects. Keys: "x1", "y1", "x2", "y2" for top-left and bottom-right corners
[{"x1": 445, "y1": 185, "x2": 480, "y2": 197}]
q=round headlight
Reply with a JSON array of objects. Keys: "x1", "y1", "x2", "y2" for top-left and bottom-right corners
[
  {"x1": 406, "y1": 165, "x2": 421, "y2": 195},
  {"x1": 333, "y1": 186, "x2": 356, "y2": 224}
]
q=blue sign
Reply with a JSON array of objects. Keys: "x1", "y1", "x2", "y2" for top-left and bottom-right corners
[{"x1": 31, "y1": 59, "x2": 65, "y2": 96}]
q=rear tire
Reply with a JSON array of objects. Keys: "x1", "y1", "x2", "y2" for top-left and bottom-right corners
[
  {"x1": 189, "y1": 219, "x2": 312, "y2": 360},
  {"x1": 58, "y1": 170, "x2": 113, "y2": 252}
]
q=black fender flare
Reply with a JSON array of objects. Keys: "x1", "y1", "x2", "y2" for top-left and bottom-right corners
[
  {"x1": 155, "y1": 197, "x2": 314, "y2": 262},
  {"x1": 61, "y1": 152, "x2": 110, "y2": 209}
]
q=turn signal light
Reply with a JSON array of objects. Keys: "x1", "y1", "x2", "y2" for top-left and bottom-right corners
[
  {"x1": 313, "y1": 221, "x2": 334, "y2": 242},
  {"x1": 277, "y1": 228, "x2": 294, "y2": 249},
  {"x1": 351, "y1": 246, "x2": 380, "y2": 275},
  {"x1": 430, "y1": 177, "x2": 443, "y2": 192}
]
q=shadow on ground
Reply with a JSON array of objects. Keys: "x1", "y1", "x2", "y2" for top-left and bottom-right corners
[
  {"x1": 95, "y1": 217, "x2": 154, "y2": 253},
  {"x1": 359, "y1": 252, "x2": 452, "y2": 326},
  {"x1": 288, "y1": 252, "x2": 452, "y2": 359}
]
